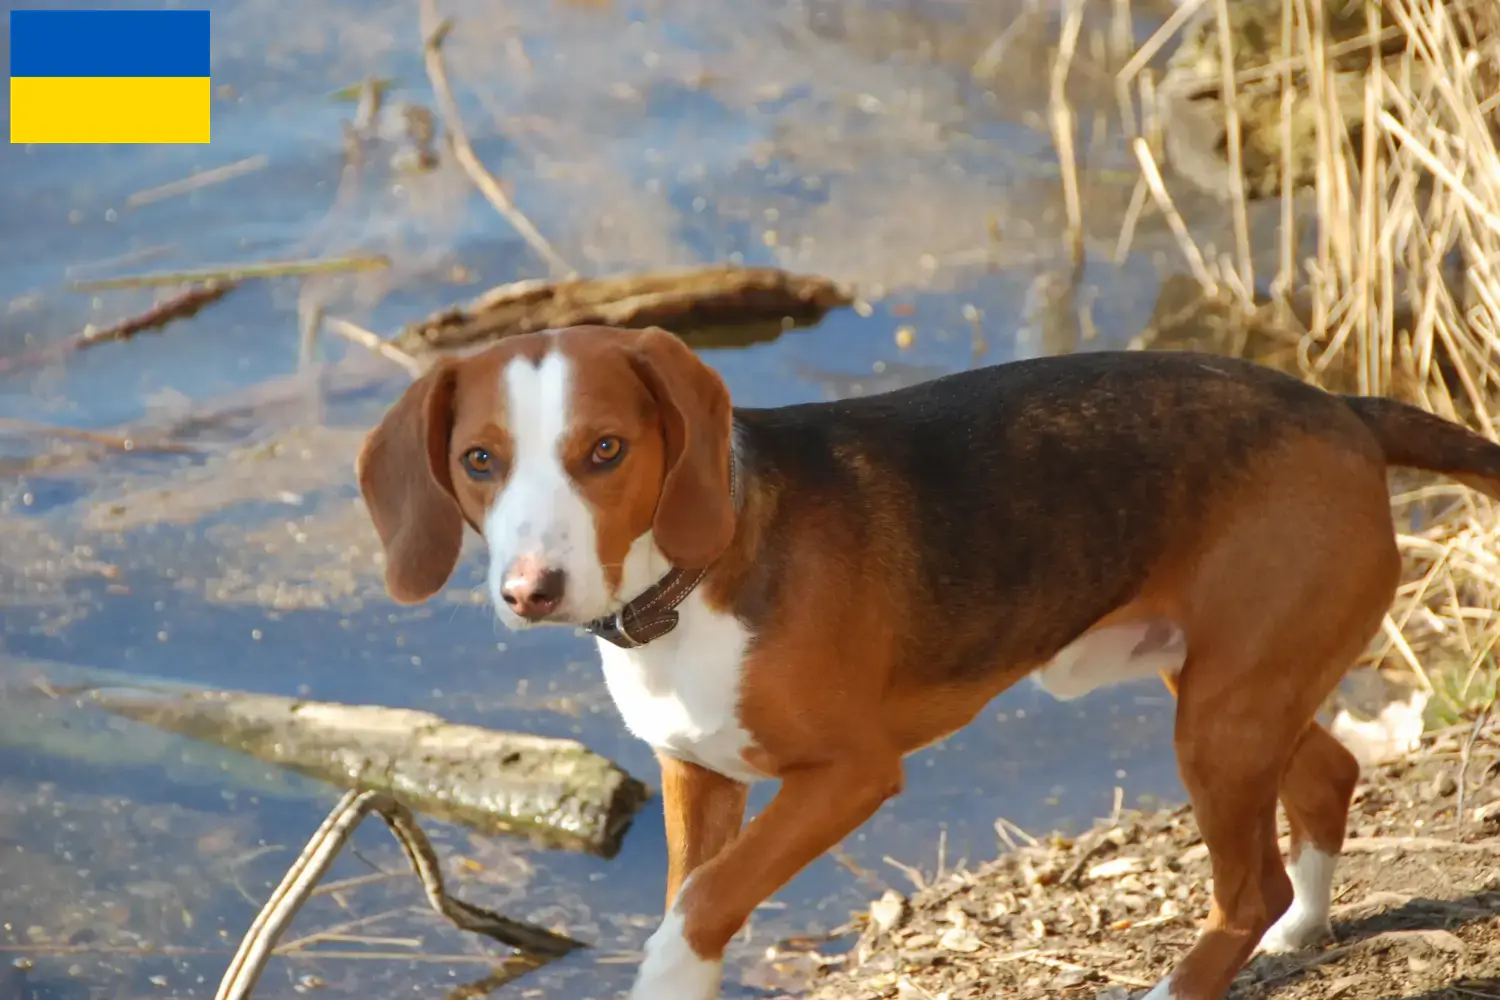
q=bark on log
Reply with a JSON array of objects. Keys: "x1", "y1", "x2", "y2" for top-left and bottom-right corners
[
  {"x1": 396, "y1": 264, "x2": 855, "y2": 354},
  {"x1": 94, "y1": 689, "x2": 650, "y2": 858}
]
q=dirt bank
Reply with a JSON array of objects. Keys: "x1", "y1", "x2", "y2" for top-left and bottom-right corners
[{"x1": 794, "y1": 720, "x2": 1500, "y2": 1000}]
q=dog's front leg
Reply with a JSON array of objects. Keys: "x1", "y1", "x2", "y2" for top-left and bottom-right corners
[
  {"x1": 658, "y1": 752, "x2": 749, "y2": 910},
  {"x1": 629, "y1": 754, "x2": 902, "y2": 1000}
]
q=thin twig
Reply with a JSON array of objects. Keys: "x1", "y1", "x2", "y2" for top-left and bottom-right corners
[
  {"x1": 309, "y1": 870, "x2": 406, "y2": 898},
  {"x1": 1179, "y1": 833, "x2": 1500, "y2": 865},
  {"x1": 276, "y1": 906, "x2": 413, "y2": 953},
  {"x1": 70, "y1": 255, "x2": 390, "y2": 292},
  {"x1": 1380, "y1": 109, "x2": 1500, "y2": 238},
  {"x1": 828, "y1": 845, "x2": 891, "y2": 894},
  {"x1": 995, "y1": 816, "x2": 1041, "y2": 848},
  {"x1": 1117, "y1": 0, "x2": 1209, "y2": 83},
  {"x1": 882, "y1": 855, "x2": 928, "y2": 892},
  {"x1": 1456, "y1": 696, "x2": 1495, "y2": 835},
  {"x1": 126, "y1": 155, "x2": 270, "y2": 209},
  {"x1": 1213, "y1": 0, "x2": 1254, "y2": 305},
  {"x1": 380, "y1": 798, "x2": 585, "y2": 954},
  {"x1": 1060, "y1": 834, "x2": 1112, "y2": 889},
  {"x1": 297, "y1": 281, "x2": 326, "y2": 374},
  {"x1": 1049, "y1": 0, "x2": 1086, "y2": 267},
  {"x1": 214, "y1": 789, "x2": 585, "y2": 1000},
  {"x1": 1022, "y1": 952, "x2": 1155, "y2": 989},
  {"x1": 441, "y1": 963, "x2": 549, "y2": 1000},
  {"x1": 81, "y1": 281, "x2": 239, "y2": 347},
  {"x1": 324, "y1": 316, "x2": 425, "y2": 377},
  {"x1": 0, "y1": 418, "x2": 196, "y2": 455},
  {"x1": 418, "y1": 2, "x2": 575, "y2": 279},
  {"x1": 1131, "y1": 137, "x2": 1218, "y2": 292},
  {"x1": 0, "y1": 281, "x2": 239, "y2": 374}
]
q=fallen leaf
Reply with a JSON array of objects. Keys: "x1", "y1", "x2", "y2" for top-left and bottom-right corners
[
  {"x1": 938, "y1": 926, "x2": 984, "y2": 953},
  {"x1": 1088, "y1": 856, "x2": 1145, "y2": 880}
]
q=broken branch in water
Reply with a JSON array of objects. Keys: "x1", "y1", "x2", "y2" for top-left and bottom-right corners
[
  {"x1": 398, "y1": 264, "x2": 856, "y2": 354},
  {"x1": 0, "y1": 281, "x2": 239, "y2": 374},
  {"x1": 419, "y1": 2, "x2": 575, "y2": 279},
  {"x1": 79, "y1": 280, "x2": 238, "y2": 347},
  {"x1": 214, "y1": 788, "x2": 584, "y2": 1000},
  {"x1": 68, "y1": 254, "x2": 390, "y2": 292},
  {"x1": 126, "y1": 154, "x2": 270, "y2": 209}
]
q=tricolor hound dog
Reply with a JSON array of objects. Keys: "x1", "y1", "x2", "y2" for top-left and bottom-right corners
[{"x1": 356, "y1": 324, "x2": 1500, "y2": 1000}]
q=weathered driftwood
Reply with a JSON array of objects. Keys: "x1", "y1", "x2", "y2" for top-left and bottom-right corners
[
  {"x1": 94, "y1": 689, "x2": 650, "y2": 857},
  {"x1": 396, "y1": 264, "x2": 855, "y2": 354},
  {"x1": 1156, "y1": 0, "x2": 1500, "y2": 200}
]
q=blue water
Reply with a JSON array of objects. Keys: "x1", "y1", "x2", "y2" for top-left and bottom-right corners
[{"x1": 0, "y1": 1, "x2": 1196, "y2": 997}]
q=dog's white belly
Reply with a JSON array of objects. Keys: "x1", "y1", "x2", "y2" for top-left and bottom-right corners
[
  {"x1": 1033, "y1": 620, "x2": 1186, "y2": 700},
  {"x1": 597, "y1": 588, "x2": 765, "y2": 785}
]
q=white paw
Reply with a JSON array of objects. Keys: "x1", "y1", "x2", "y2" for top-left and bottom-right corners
[
  {"x1": 1256, "y1": 909, "x2": 1333, "y2": 955},
  {"x1": 1257, "y1": 846, "x2": 1337, "y2": 955},
  {"x1": 628, "y1": 910, "x2": 722, "y2": 1000}
]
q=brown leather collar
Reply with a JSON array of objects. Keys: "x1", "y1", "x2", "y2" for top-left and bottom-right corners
[{"x1": 584, "y1": 460, "x2": 738, "y2": 650}]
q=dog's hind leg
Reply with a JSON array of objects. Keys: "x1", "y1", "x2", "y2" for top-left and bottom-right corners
[
  {"x1": 1257, "y1": 720, "x2": 1362, "y2": 953},
  {"x1": 1143, "y1": 445, "x2": 1400, "y2": 999}
]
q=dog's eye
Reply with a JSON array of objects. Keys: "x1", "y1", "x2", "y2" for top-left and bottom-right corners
[
  {"x1": 461, "y1": 447, "x2": 496, "y2": 479},
  {"x1": 590, "y1": 436, "x2": 625, "y2": 467}
]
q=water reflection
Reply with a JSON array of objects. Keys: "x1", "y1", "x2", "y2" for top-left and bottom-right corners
[{"x1": 0, "y1": 1, "x2": 1202, "y2": 996}]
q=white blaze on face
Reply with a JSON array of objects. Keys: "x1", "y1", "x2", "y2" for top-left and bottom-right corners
[{"x1": 483, "y1": 349, "x2": 610, "y2": 626}]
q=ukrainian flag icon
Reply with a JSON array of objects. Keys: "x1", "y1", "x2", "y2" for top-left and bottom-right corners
[{"x1": 9, "y1": 9, "x2": 211, "y2": 144}]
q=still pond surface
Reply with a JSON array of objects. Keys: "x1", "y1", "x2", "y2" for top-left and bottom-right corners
[{"x1": 0, "y1": 1, "x2": 1217, "y2": 996}]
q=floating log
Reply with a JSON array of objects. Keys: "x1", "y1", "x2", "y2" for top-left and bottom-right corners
[
  {"x1": 396, "y1": 264, "x2": 855, "y2": 354},
  {"x1": 93, "y1": 688, "x2": 651, "y2": 858}
]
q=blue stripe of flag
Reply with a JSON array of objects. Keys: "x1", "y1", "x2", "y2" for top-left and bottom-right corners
[{"x1": 9, "y1": 9, "x2": 210, "y2": 79}]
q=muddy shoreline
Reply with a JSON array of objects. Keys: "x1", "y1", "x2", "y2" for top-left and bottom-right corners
[{"x1": 789, "y1": 721, "x2": 1500, "y2": 1000}]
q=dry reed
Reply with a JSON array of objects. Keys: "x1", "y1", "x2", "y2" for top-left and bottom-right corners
[{"x1": 1120, "y1": 0, "x2": 1500, "y2": 720}]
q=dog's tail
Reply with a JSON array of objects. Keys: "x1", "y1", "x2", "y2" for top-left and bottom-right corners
[{"x1": 1342, "y1": 394, "x2": 1500, "y2": 501}]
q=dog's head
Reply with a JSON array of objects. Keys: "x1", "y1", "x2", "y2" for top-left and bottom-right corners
[{"x1": 356, "y1": 325, "x2": 735, "y2": 628}]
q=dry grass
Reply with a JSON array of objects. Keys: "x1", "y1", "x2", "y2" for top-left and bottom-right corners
[{"x1": 1118, "y1": 0, "x2": 1500, "y2": 720}]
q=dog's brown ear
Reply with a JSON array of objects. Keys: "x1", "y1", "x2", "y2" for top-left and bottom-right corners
[
  {"x1": 356, "y1": 362, "x2": 464, "y2": 603},
  {"x1": 628, "y1": 327, "x2": 735, "y2": 568}
]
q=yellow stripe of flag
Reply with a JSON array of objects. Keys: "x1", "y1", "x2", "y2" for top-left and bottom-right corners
[{"x1": 11, "y1": 77, "x2": 212, "y2": 145}]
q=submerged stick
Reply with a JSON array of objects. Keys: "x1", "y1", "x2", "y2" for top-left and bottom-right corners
[
  {"x1": 126, "y1": 154, "x2": 270, "y2": 209},
  {"x1": 0, "y1": 417, "x2": 196, "y2": 455},
  {"x1": 1456, "y1": 698, "x2": 1494, "y2": 835},
  {"x1": 419, "y1": 3, "x2": 575, "y2": 278},
  {"x1": 214, "y1": 788, "x2": 584, "y2": 1000},
  {"x1": 79, "y1": 281, "x2": 238, "y2": 347},
  {"x1": 0, "y1": 281, "x2": 238, "y2": 374},
  {"x1": 324, "y1": 316, "x2": 425, "y2": 377},
  {"x1": 69, "y1": 255, "x2": 390, "y2": 292}
]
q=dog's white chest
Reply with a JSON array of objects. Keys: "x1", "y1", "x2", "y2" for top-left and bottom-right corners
[{"x1": 596, "y1": 590, "x2": 764, "y2": 784}]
